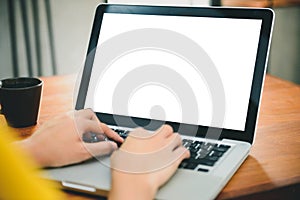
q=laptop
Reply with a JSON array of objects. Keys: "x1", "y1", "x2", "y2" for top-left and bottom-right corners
[{"x1": 46, "y1": 4, "x2": 274, "y2": 199}]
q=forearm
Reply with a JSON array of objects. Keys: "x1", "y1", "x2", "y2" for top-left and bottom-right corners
[{"x1": 109, "y1": 171, "x2": 157, "y2": 200}]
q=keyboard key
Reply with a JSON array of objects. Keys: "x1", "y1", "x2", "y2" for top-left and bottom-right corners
[
  {"x1": 194, "y1": 141, "x2": 203, "y2": 145},
  {"x1": 183, "y1": 157, "x2": 198, "y2": 164},
  {"x1": 206, "y1": 156, "x2": 219, "y2": 162},
  {"x1": 182, "y1": 139, "x2": 193, "y2": 144},
  {"x1": 197, "y1": 168, "x2": 209, "y2": 172},
  {"x1": 206, "y1": 142, "x2": 216, "y2": 147},
  {"x1": 200, "y1": 143, "x2": 215, "y2": 151},
  {"x1": 179, "y1": 162, "x2": 188, "y2": 169},
  {"x1": 189, "y1": 147, "x2": 199, "y2": 153},
  {"x1": 197, "y1": 159, "x2": 215, "y2": 167},
  {"x1": 219, "y1": 144, "x2": 231, "y2": 149},
  {"x1": 184, "y1": 162, "x2": 198, "y2": 170},
  {"x1": 190, "y1": 152, "x2": 198, "y2": 159},
  {"x1": 198, "y1": 149, "x2": 211, "y2": 158},
  {"x1": 189, "y1": 143, "x2": 198, "y2": 149},
  {"x1": 213, "y1": 146, "x2": 229, "y2": 152},
  {"x1": 210, "y1": 151, "x2": 224, "y2": 157},
  {"x1": 182, "y1": 139, "x2": 192, "y2": 147}
]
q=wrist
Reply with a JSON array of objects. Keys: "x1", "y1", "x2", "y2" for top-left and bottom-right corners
[
  {"x1": 109, "y1": 170, "x2": 157, "y2": 200},
  {"x1": 15, "y1": 138, "x2": 48, "y2": 167}
]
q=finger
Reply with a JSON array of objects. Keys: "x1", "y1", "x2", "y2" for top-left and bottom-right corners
[
  {"x1": 172, "y1": 133, "x2": 182, "y2": 149},
  {"x1": 84, "y1": 141, "x2": 118, "y2": 157},
  {"x1": 76, "y1": 109, "x2": 123, "y2": 142},
  {"x1": 89, "y1": 110, "x2": 101, "y2": 122},
  {"x1": 78, "y1": 120, "x2": 104, "y2": 136},
  {"x1": 76, "y1": 108, "x2": 97, "y2": 120},
  {"x1": 78, "y1": 109, "x2": 124, "y2": 143},
  {"x1": 163, "y1": 133, "x2": 182, "y2": 151},
  {"x1": 128, "y1": 127, "x2": 152, "y2": 139},
  {"x1": 173, "y1": 147, "x2": 190, "y2": 166},
  {"x1": 155, "y1": 124, "x2": 173, "y2": 138},
  {"x1": 157, "y1": 147, "x2": 189, "y2": 184},
  {"x1": 100, "y1": 123, "x2": 124, "y2": 143}
]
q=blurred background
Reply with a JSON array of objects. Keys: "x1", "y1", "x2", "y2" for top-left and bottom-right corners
[{"x1": 0, "y1": 0, "x2": 299, "y2": 84}]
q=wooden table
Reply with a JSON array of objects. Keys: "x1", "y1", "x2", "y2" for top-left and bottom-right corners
[
  {"x1": 1, "y1": 74, "x2": 299, "y2": 199},
  {"x1": 221, "y1": 0, "x2": 300, "y2": 7}
]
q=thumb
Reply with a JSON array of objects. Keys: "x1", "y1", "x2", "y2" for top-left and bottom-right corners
[
  {"x1": 84, "y1": 141, "x2": 118, "y2": 157},
  {"x1": 173, "y1": 146, "x2": 190, "y2": 167}
]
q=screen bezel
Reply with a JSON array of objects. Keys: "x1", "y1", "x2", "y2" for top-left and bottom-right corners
[{"x1": 76, "y1": 4, "x2": 274, "y2": 144}]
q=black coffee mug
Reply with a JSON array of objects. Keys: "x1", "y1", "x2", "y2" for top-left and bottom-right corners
[{"x1": 0, "y1": 77, "x2": 43, "y2": 128}]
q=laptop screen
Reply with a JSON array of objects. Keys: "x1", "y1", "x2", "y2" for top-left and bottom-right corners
[
  {"x1": 84, "y1": 12, "x2": 262, "y2": 132},
  {"x1": 77, "y1": 4, "x2": 273, "y2": 143}
]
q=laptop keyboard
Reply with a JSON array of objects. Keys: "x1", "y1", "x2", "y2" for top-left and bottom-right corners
[
  {"x1": 111, "y1": 128, "x2": 231, "y2": 172},
  {"x1": 179, "y1": 139, "x2": 231, "y2": 172},
  {"x1": 111, "y1": 128, "x2": 130, "y2": 147}
]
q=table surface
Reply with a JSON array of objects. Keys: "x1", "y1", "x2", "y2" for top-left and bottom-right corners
[{"x1": 1, "y1": 74, "x2": 300, "y2": 199}]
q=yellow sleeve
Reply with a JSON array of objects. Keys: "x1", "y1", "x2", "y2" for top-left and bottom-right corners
[{"x1": 0, "y1": 126, "x2": 65, "y2": 200}]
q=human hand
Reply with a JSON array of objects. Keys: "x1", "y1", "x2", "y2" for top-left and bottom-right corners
[
  {"x1": 17, "y1": 109, "x2": 123, "y2": 167},
  {"x1": 109, "y1": 125, "x2": 190, "y2": 200}
]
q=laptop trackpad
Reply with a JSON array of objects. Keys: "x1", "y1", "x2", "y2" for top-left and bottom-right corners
[{"x1": 156, "y1": 169, "x2": 223, "y2": 200}]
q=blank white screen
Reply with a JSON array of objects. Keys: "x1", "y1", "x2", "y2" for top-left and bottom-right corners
[{"x1": 85, "y1": 13, "x2": 262, "y2": 131}]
